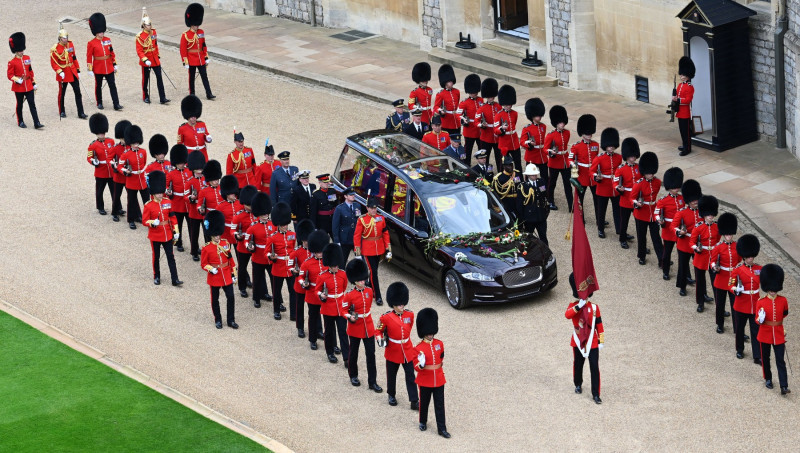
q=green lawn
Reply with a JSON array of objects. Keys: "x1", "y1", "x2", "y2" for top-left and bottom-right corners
[{"x1": 0, "y1": 311, "x2": 268, "y2": 452}]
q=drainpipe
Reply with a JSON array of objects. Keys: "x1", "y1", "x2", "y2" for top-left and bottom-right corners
[
  {"x1": 310, "y1": 0, "x2": 317, "y2": 26},
  {"x1": 775, "y1": 0, "x2": 787, "y2": 148}
]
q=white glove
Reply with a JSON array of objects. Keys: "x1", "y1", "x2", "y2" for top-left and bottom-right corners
[
  {"x1": 59, "y1": 72, "x2": 65, "y2": 80},
  {"x1": 145, "y1": 60, "x2": 151, "y2": 67},
  {"x1": 232, "y1": 275, "x2": 237, "y2": 283},
  {"x1": 113, "y1": 65, "x2": 118, "y2": 73},
  {"x1": 184, "y1": 65, "x2": 190, "y2": 70},
  {"x1": 734, "y1": 283, "x2": 744, "y2": 296},
  {"x1": 152, "y1": 218, "x2": 161, "y2": 226},
  {"x1": 375, "y1": 334, "x2": 387, "y2": 348},
  {"x1": 598, "y1": 343, "x2": 604, "y2": 350},
  {"x1": 91, "y1": 157, "x2": 100, "y2": 166},
  {"x1": 14, "y1": 78, "x2": 23, "y2": 84},
  {"x1": 417, "y1": 351, "x2": 426, "y2": 368},
  {"x1": 209, "y1": 267, "x2": 219, "y2": 275},
  {"x1": 77, "y1": 72, "x2": 81, "y2": 79},
  {"x1": 577, "y1": 299, "x2": 587, "y2": 309},
  {"x1": 173, "y1": 233, "x2": 180, "y2": 241},
  {"x1": 33, "y1": 84, "x2": 38, "y2": 91},
  {"x1": 88, "y1": 71, "x2": 94, "y2": 77},
  {"x1": 205, "y1": 135, "x2": 213, "y2": 143},
  {"x1": 385, "y1": 251, "x2": 392, "y2": 260},
  {"x1": 758, "y1": 308, "x2": 766, "y2": 324}
]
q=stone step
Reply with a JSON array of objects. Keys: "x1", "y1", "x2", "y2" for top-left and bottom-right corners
[
  {"x1": 481, "y1": 37, "x2": 530, "y2": 58},
  {"x1": 429, "y1": 48, "x2": 558, "y2": 88},
  {"x1": 444, "y1": 43, "x2": 547, "y2": 77}
]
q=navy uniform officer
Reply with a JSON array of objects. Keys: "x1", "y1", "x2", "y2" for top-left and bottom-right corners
[
  {"x1": 332, "y1": 187, "x2": 362, "y2": 261},
  {"x1": 471, "y1": 149, "x2": 494, "y2": 180},
  {"x1": 290, "y1": 170, "x2": 315, "y2": 223},
  {"x1": 269, "y1": 150, "x2": 299, "y2": 205},
  {"x1": 386, "y1": 98, "x2": 410, "y2": 132}
]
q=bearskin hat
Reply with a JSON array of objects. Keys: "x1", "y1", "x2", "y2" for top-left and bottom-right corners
[
  {"x1": 251, "y1": 192, "x2": 272, "y2": 217},
  {"x1": 480, "y1": 78, "x2": 498, "y2": 99},
  {"x1": 638, "y1": 151, "x2": 658, "y2": 175},
  {"x1": 698, "y1": 195, "x2": 718, "y2": 217},
  {"x1": 569, "y1": 272, "x2": 594, "y2": 299},
  {"x1": 417, "y1": 307, "x2": 438, "y2": 338},
  {"x1": 187, "y1": 150, "x2": 206, "y2": 171},
  {"x1": 295, "y1": 219, "x2": 315, "y2": 243},
  {"x1": 89, "y1": 113, "x2": 108, "y2": 135},
  {"x1": 204, "y1": 210, "x2": 225, "y2": 236},
  {"x1": 147, "y1": 170, "x2": 166, "y2": 194},
  {"x1": 9, "y1": 32, "x2": 25, "y2": 53},
  {"x1": 148, "y1": 134, "x2": 169, "y2": 158},
  {"x1": 549, "y1": 105, "x2": 568, "y2": 128},
  {"x1": 681, "y1": 179, "x2": 702, "y2": 203},
  {"x1": 438, "y1": 64, "x2": 456, "y2": 88},
  {"x1": 576, "y1": 114, "x2": 596, "y2": 136},
  {"x1": 760, "y1": 264, "x2": 784, "y2": 293},
  {"x1": 220, "y1": 175, "x2": 239, "y2": 198},
  {"x1": 679, "y1": 56, "x2": 696, "y2": 79},
  {"x1": 271, "y1": 202, "x2": 292, "y2": 226},
  {"x1": 238, "y1": 185, "x2": 258, "y2": 207},
  {"x1": 600, "y1": 127, "x2": 619, "y2": 150},
  {"x1": 663, "y1": 167, "x2": 684, "y2": 190},
  {"x1": 525, "y1": 98, "x2": 545, "y2": 121},
  {"x1": 124, "y1": 125, "x2": 143, "y2": 146},
  {"x1": 717, "y1": 212, "x2": 738, "y2": 236},
  {"x1": 202, "y1": 160, "x2": 222, "y2": 182},
  {"x1": 308, "y1": 230, "x2": 330, "y2": 254},
  {"x1": 181, "y1": 95, "x2": 202, "y2": 120},
  {"x1": 170, "y1": 144, "x2": 188, "y2": 165},
  {"x1": 621, "y1": 137, "x2": 640, "y2": 160},
  {"x1": 411, "y1": 62, "x2": 431, "y2": 84},
  {"x1": 346, "y1": 258, "x2": 370, "y2": 284},
  {"x1": 736, "y1": 234, "x2": 760, "y2": 258},
  {"x1": 322, "y1": 243, "x2": 344, "y2": 268},
  {"x1": 386, "y1": 282, "x2": 409, "y2": 307},
  {"x1": 114, "y1": 120, "x2": 132, "y2": 140},
  {"x1": 497, "y1": 84, "x2": 516, "y2": 106},
  {"x1": 89, "y1": 13, "x2": 106, "y2": 35},
  {"x1": 185, "y1": 3, "x2": 204, "y2": 27},
  {"x1": 463, "y1": 73, "x2": 481, "y2": 94}
]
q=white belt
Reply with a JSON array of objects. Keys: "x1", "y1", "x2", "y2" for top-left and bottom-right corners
[
  {"x1": 255, "y1": 244, "x2": 266, "y2": 248},
  {"x1": 356, "y1": 311, "x2": 371, "y2": 318},
  {"x1": 273, "y1": 255, "x2": 289, "y2": 260},
  {"x1": 97, "y1": 160, "x2": 107, "y2": 164},
  {"x1": 553, "y1": 150, "x2": 568, "y2": 155},
  {"x1": 323, "y1": 292, "x2": 344, "y2": 299},
  {"x1": 531, "y1": 145, "x2": 543, "y2": 149},
  {"x1": 576, "y1": 162, "x2": 590, "y2": 168},
  {"x1": 419, "y1": 106, "x2": 431, "y2": 111},
  {"x1": 186, "y1": 145, "x2": 205, "y2": 150},
  {"x1": 388, "y1": 337, "x2": 409, "y2": 344},
  {"x1": 600, "y1": 174, "x2": 613, "y2": 179},
  {"x1": 624, "y1": 187, "x2": 632, "y2": 191},
  {"x1": 441, "y1": 110, "x2": 455, "y2": 114},
  {"x1": 640, "y1": 201, "x2": 655, "y2": 205},
  {"x1": 699, "y1": 245, "x2": 712, "y2": 250},
  {"x1": 225, "y1": 223, "x2": 236, "y2": 227},
  {"x1": 309, "y1": 283, "x2": 316, "y2": 287},
  {"x1": 720, "y1": 266, "x2": 733, "y2": 271},
  {"x1": 174, "y1": 190, "x2": 189, "y2": 196},
  {"x1": 130, "y1": 169, "x2": 144, "y2": 174},
  {"x1": 664, "y1": 218, "x2": 673, "y2": 222},
  {"x1": 741, "y1": 289, "x2": 759, "y2": 295}
]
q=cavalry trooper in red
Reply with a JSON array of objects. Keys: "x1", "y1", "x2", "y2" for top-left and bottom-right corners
[
  {"x1": 477, "y1": 78, "x2": 502, "y2": 169},
  {"x1": 136, "y1": 8, "x2": 169, "y2": 105},
  {"x1": 413, "y1": 307, "x2": 450, "y2": 438},
  {"x1": 691, "y1": 195, "x2": 720, "y2": 312},
  {"x1": 630, "y1": 151, "x2": 663, "y2": 266},
  {"x1": 181, "y1": 3, "x2": 215, "y2": 99},
  {"x1": 408, "y1": 62, "x2": 433, "y2": 125},
  {"x1": 544, "y1": 105, "x2": 572, "y2": 212},
  {"x1": 51, "y1": 24, "x2": 86, "y2": 119},
  {"x1": 197, "y1": 160, "x2": 222, "y2": 215},
  {"x1": 87, "y1": 113, "x2": 115, "y2": 216},
  {"x1": 434, "y1": 64, "x2": 460, "y2": 135},
  {"x1": 144, "y1": 134, "x2": 172, "y2": 176},
  {"x1": 728, "y1": 234, "x2": 762, "y2": 363},
  {"x1": 455, "y1": 73, "x2": 482, "y2": 166},
  {"x1": 354, "y1": 197, "x2": 391, "y2": 306},
  {"x1": 344, "y1": 258, "x2": 383, "y2": 392},
  {"x1": 590, "y1": 128, "x2": 621, "y2": 237},
  {"x1": 671, "y1": 179, "x2": 702, "y2": 297},
  {"x1": 217, "y1": 175, "x2": 242, "y2": 247},
  {"x1": 186, "y1": 151, "x2": 207, "y2": 260},
  {"x1": 290, "y1": 219, "x2": 315, "y2": 338},
  {"x1": 522, "y1": 98, "x2": 548, "y2": 180},
  {"x1": 257, "y1": 143, "x2": 280, "y2": 195},
  {"x1": 201, "y1": 210, "x2": 238, "y2": 329},
  {"x1": 245, "y1": 193, "x2": 276, "y2": 309},
  {"x1": 177, "y1": 95, "x2": 212, "y2": 160},
  {"x1": 8, "y1": 32, "x2": 43, "y2": 129},
  {"x1": 566, "y1": 273, "x2": 604, "y2": 405},
  {"x1": 110, "y1": 120, "x2": 132, "y2": 222},
  {"x1": 569, "y1": 114, "x2": 599, "y2": 215},
  {"x1": 422, "y1": 116, "x2": 449, "y2": 151},
  {"x1": 494, "y1": 85, "x2": 522, "y2": 173},
  {"x1": 654, "y1": 167, "x2": 685, "y2": 280},
  {"x1": 375, "y1": 282, "x2": 419, "y2": 409},
  {"x1": 142, "y1": 170, "x2": 182, "y2": 287},
  {"x1": 613, "y1": 137, "x2": 640, "y2": 247},
  {"x1": 232, "y1": 185, "x2": 258, "y2": 298},
  {"x1": 710, "y1": 212, "x2": 739, "y2": 334},
  {"x1": 299, "y1": 230, "x2": 330, "y2": 349},
  {"x1": 166, "y1": 145, "x2": 191, "y2": 252},
  {"x1": 86, "y1": 13, "x2": 122, "y2": 111},
  {"x1": 226, "y1": 129, "x2": 257, "y2": 188},
  {"x1": 318, "y1": 244, "x2": 350, "y2": 365},
  {"x1": 674, "y1": 56, "x2": 695, "y2": 156},
  {"x1": 118, "y1": 125, "x2": 148, "y2": 230},
  {"x1": 265, "y1": 202, "x2": 296, "y2": 321},
  {"x1": 755, "y1": 264, "x2": 790, "y2": 395}
]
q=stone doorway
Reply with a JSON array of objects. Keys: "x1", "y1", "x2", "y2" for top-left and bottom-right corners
[{"x1": 495, "y1": 0, "x2": 529, "y2": 39}]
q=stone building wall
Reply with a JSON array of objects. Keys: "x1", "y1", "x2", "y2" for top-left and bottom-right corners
[
  {"x1": 548, "y1": 0, "x2": 572, "y2": 86},
  {"x1": 276, "y1": 0, "x2": 323, "y2": 25},
  {"x1": 422, "y1": 0, "x2": 443, "y2": 48},
  {"x1": 750, "y1": 11, "x2": 777, "y2": 140}
]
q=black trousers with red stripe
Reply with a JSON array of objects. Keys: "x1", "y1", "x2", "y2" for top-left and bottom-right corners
[
  {"x1": 573, "y1": 347, "x2": 600, "y2": 397},
  {"x1": 661, "y1": 239, "x2": 676, "y2": 276},
  {"x1": 172, "y1": 212, "x2": 187, "y2": 249},
  {"x1": 419, "y1": 385, "x2": 446, "y2": 432},
  {"x1": 348, "y1": 336, "x2": 377, "y2": 386},
  {"x1": 95, "y1": 177, "x2": 113, "y2": 211},
  {"x1": 210, "y1": 284, "x2": 235, "y2": 324},
  {"x1": 307, "y1": 303, "x2": 322, "y2": 343},
  {"x1": 236, "y1": 251, "x2": 251, "y2": 292},
  {"x1": 188, "y1": 217, "x2": 202, "y2": 257},
  {"x1": 141, "y1": 65, "x2": 166, "y2": 102},
  {"x1": 271, "y1": 275, "x2": 296, "y2": 316},
  {"x1": 595, "y1": 196, "x2": 620, "y2": 234},
  {"x1": 363, "y1": 255, "x2": 383, "y2": 302},
  {"x1": 295, "y1": 292, "x2": 306, "y2": 330},
  {"x1": 678, "y1": 117, "x2": 692, "y2": 153},
  {"x1": 58, "y1": 80, "x2": 84, "y2": 116},
  {"x1": 387, "y1": 360, "x2": 418, "y2": 402},
  {"x1": 126, "y1": 188, "x2": 148, "y2": 223},
  {"x1": 188, "y1": 65, "x2": 212, "y2": 97},
  {"x1": 619, "y1": 207, "x2": 633, "y2": 241},
  {"x1": 151, "y1": 240, "x2": 179, "y2": 282},
  {"x1": 323, "y1": 314, "x2": 350, "y2": 358},
  {"x1": 251, "y1": 261, "x2": 269, "y2": 304},
  {"x1": 761, "y1": 343, "x2": 788, "y2": 388},
  {"x1": 714, "y1": 287, "x2": 735, "y2": 330},
  {"x1": 546, "y1": 167, "x2": 572, "y2": 211},
  {"x1": 14, "y1": 91, "x2": 40, "y2": 125},
  {"x1": 734, "y1": 311, "x2": 761, "y2": 360},
  {"x1": 94, "y1": 73, "x2": 120, "y2": 107},
  {"x1": 111, "y1": 180, "x2": 126, "y2": 216}
]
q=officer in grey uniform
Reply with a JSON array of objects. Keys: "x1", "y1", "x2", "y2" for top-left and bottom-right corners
[{"x1": 269, "y1": 150, "x2": 299, "y2": 205}]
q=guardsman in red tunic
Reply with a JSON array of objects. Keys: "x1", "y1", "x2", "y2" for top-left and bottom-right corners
[
  {"x1": 477, "y1": 78, "x2": 502, "y2": 169},
  {"x1": 522, "y1": 98, "x2": 548, "y2": 178},
  {"x1": 630, "y1": 152, "x2": 663, "y2": 266},
  {"x1": 590, "y1": 128, "x2": 621, "y2": 236},
  {"x1": 186, "y1": 151, "x2": 207, "y2": 260},
  {"x1": 166, "y1": 145, "x2": 191, "y2": 252},
  {"x1": 565, "y1": 273, "x2": 604, "y2": 405},
  {"x1": 375, "y1": 282, "x2": 419, "y2": 409},
  {"x1": 408, "y1": 62, "x2": 433, "y2": 125},
  {"x1": 354, "y1": 197, "x2": 391, "y2": 305},
  {"x1": 755, "y1": 264, "x2": 790, "y2": 395},
  {"x1": 710, "y1": 213, "x2": 739, "y2": 334},
  {"x1": 201, "y1": 210, "x2": 238, "y2": 329},
  {"x1": 217, "y1": 175, "x2": 242, "y2": 248},
  {"x1": 433, "y1": 64, "x2": 460, "y2": 135},
  {"x1": 87, "y1": 114, "x2": 115, "y2": 216},
  {"x1": 245, "y1": 193, "x2": 276, "y2": 309},
  {"x1": 413, "y1": 307, "x2": 449, "y2": 438},
  {"x1": 177, "y1": 95, "x2": 212, "y2": 160},
  {"x1": 180, "y1": 3, "x2": 214, "y2": 99},
  {"x1": 142, "y1": 170, "x2": 182, "y2": 287},
  {"x1": 226, "y1": 129, "x2": 257, "y2": 188},
  {"x1": 613, "y1": 138, "x2": 640, "y2": 247},
  {"x1": 265, "y1": 202, "x2": 296, "y2": 320},
  {"x1": 728, "y1": 234, "x2": 762, "y2": 363},
  {"x1": 422, "y1": 115, "x2": 449, "y2": 151},
  {"x1": 544, "y1": 105, "x2": 572, "y2": 212},
  {"x1": 117, "y1": 125, "x2": 148, "y2": 230},
  {"x1": 674, "y1": 56, "x2": 695, "y2": 156},
  {"x1": 344, "y1": 259, "x2": 382, "y2": 392},
  {"x1": 136, "y1": 8, "x2": 169, "y2": 105},
  {"x1": 318, "y1": 244, "x2": 350, "y2": 364},
  {"x1": 299, "y1": 230, "x2": 329, "y2": 349},
  {"x1": 691, "y1": 195, "x2": 720, "y2": 312},
  {"x1": 455, "y1": 73, "x2": 482, "y2": 166},
  {"x1": 670, "y1": 179, "x2": 702, "y2": 297},
  {"x1": 51, "y1": 25, "x2": 86, "y2": 119},
  {"x1": 569, "y1": 114, "x2": 599, "y2": 215},
  {"x1": 198, "y1": 160, "x2": 222, "y2": 215},
  {"x1": 257, "y1": 144, "x2": 280, "y2": 195},
  {"x1": 86, "y1": 13, "x2": 122, "y2": 110},
  {"x1": 654, "y1": 167, "x2": 684, "y2": 280},
  {"x1": 8, "y1": 32, "x2": 43, "y2": 129},
  {"x1": 110, "y1": 120, "x2": 131, "y2": 222},
  {"x1": 290, "y1": 220, "x2": 315, "y2": 338},
  {"x1": 232, "y1": 185, "x2": 258, "y2": 298},
  {"x1": 144, "y1": 134, "x2": 173, "y2": 177},
  {"x1": 494, "y1": 85, "x2": 521, "y2": 172}
]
